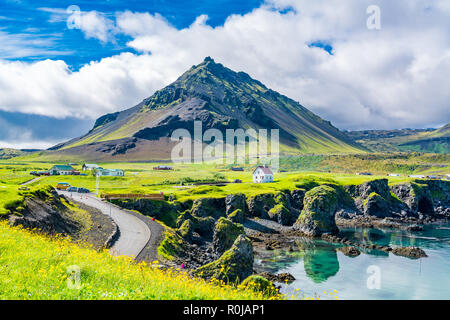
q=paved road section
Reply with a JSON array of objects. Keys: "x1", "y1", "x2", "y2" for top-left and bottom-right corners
[{"x1": 58, "y1": 191, "x2": 151, "y2": 258}]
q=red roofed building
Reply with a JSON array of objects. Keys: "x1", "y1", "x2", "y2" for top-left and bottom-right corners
[{"x1": 253, "y1": 165, "x2": 274, "y2": 183}]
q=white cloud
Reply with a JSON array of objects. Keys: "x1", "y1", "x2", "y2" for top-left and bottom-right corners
[{"x1": 1, "y1": 0, "x2": 449, "y2": 131}]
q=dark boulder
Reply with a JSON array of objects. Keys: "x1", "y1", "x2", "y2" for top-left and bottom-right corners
[
  {"x1": 225, "y1": 194, "x2": 247, "y2": 215},
  {"x1": 363, "y1": 192, "x2": 390, "y2": 218},
  {"x1": 338, "y1": 246, "x2": 361, "y2": 257},
  {"x1": 227, "y1": 209, "x2": 245, "y2": 224},
  {"x1": 213, "y1": 217, "x2": 245, "y2": 255},
  {"x1": 294, "y1": 185, "x2": 340, "y2": 236},
  {"x1": 290, "y1": 189, "x2": 306, "y2": 210},
  {"x1": 391, "y1": 182, "x2": 434, "y2": 216},
  {"x1": 191, "y1": 197, "x2": 226, "y2": 219},
  {"x1": 246, "y1": 193, "x2": 276, "y2": 218},
  {"x1": 267, "y1": 204, "x2": 291, "y2": 226},
  {"x1": 392, "y1": 246, "x2": 427, "y2": 259},
  {"x1": 177, "y1": 219, "x2": 194, "y2": 241},
  {"x1": 176, "y1": 210, "x2": 215, "y2": 239},
  {"x1": 192, "y1": 235, "x2": 254, "y2": 284}
]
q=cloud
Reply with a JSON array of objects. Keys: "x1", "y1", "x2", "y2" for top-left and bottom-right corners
[
  {"x1": 67, "y1": 9, "x2": 116, "y2": 43},
  {"x1": 0, "y1": 0, "x2": 449, "y2": 132},
  {"x1": 0, "y1": 30, "x2": 72, "y2": 59}
]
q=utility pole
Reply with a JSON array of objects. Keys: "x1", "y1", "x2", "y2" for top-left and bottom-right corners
[{"x1": 96, "y1": 172, "x2": 100, "y2": 197}]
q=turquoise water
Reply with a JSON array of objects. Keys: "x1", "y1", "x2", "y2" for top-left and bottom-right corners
[{"x1": 255, "y1": 222, "x2": 450, "y2": 300}]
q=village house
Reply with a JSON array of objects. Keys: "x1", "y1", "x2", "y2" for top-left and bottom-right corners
[
  {"x1": 253, "y1": 165, "x2": 274, "y2": 183},
  {"x1": 82, "y1": 164, "x2": 101, "y2": 171},
  {"x1": 48, "y1": 165, "x2": 75, "y2": 176},
  {"x1": 96, "y1": 168, "x2": 124, "y2": 177},
  {"x1": 153, "y1": 165, "x2": 173, "y2": 170}
]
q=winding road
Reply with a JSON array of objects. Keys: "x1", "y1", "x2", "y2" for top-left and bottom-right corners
[{"x1": 58, "y1": 191, "x2": 151, "y2": 259}]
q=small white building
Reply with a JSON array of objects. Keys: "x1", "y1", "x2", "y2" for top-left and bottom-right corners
[
  {"x1": 97, "y1": 168, "x2": 124, "y2": 177},
  {"x1": 82, "y1": 164, "x2": 100, "y2": 171},
  {"x1": 253, "y1": 165, "x2": 274, "y2": 183},
  {"x1": 409, "y1": 175, "x2": 425, "y2": 179},
  {"x1": 387, "y1": 173, "x2": 400, "y2": 177}
]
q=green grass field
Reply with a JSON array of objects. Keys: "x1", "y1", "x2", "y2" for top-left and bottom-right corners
[
  {"x1": 0, "y1": 220, "x2": 278, "y2": 299},
  {"x1": 1, "y1": 153, "x2": 448, "y2": 211}
]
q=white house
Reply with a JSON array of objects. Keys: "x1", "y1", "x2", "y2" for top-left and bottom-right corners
[
  {"x1": 97, "y1": 168, "x2": 124, "y2": 177},
  {"x1": 253, "y1": 165, "x2": 274, "y2": 183},
  {"x1": 82, "y1": 164, "x2": 100, "y2": 171},
  {"x1": 48, "y1": 165, "x2": 75, "y2": 176}
]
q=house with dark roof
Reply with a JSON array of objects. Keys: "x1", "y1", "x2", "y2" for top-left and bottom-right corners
[
  {"x1": 253, "y1": 165, "x2": 274, "y2": 183},
  {"x1": 49, "y1": 165, "x2": 75, "y2": 176}
]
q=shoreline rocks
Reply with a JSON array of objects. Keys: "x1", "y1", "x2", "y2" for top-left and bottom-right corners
[
  {"x1": 392, "y1": 247, "x2": 428, "y2": 259},
  {"x1": 192, "y1": 235, "x2": 254, "y2": 284},
  {"x1": 294, "y1": 186, "x2": 340, "y2": 236}
]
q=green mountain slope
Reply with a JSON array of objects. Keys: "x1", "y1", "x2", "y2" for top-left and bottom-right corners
[
  {"x1": 0, "y1": 148, "x2": 40, "y2": 160},
  {"x1": 48, "y1": 57, "x2": 365, "y2": 161},
  {"x1": 348, "y1": 124, "x2": 449, "y2": 154}
]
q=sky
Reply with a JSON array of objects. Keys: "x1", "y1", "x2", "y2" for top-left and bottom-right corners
[{"x1": 0, "y1": 0, "x2": 449, "y2": 149}]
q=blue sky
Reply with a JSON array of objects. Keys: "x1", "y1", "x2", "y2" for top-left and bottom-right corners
[
  {"x1": 0, "y1": 0, "x2": 449, "y2": 149},
  {"x1": 0, "y1": 0, "x2": 263, "y2": 68},
  {"x1": 0, "y1": 0, "x2": 263, "y2": 148}
]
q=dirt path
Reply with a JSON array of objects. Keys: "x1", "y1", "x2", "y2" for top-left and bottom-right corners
[{"x1": 20, "y1": 177, "x2": 41, "y2": 186}]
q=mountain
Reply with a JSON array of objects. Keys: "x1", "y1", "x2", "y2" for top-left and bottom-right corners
[
  {"x1": 347, "y1": 124, "x2": 450, "y2": 154},
  {"x1": 0, "y1": 148, "x2": 40, "y2": 160},
  {"x1": 45, "y1": 57, "x2": 365, "y2": 161}
]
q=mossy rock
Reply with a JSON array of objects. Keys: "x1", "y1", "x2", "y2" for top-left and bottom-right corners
[
  {"x1": 192, "y1": 235, "x2": 254, "y2": 284},
  {"x1": 176, "y1": 210, "x2": 215, "y2": 239},
  {"x1": 227, "y1": 209, "x2": 244, "y2": 224},
  {"x1": 213, "y1": 217, "x2": 245, "y2": 255},
  {"x1": 191, "y1": 198, "x2": 226, "y2": 219},
  {"x1": 240, "y1": 275, "x2": 277, "y2": 296},
  {"x1": 177, "y1": 219, "x2": 194, "y2": 241},
  {"x1": 294, "y1": 185, "x2": 339, "y2": 237},
  {"x1": 274, "y1": 191, "x2": 291, "y2": 208},
  {"x1": 246, "y1": 193, "x2": 276, "y2": 218},
  {"x1": 267, "y1": 204, "x2": 291, "y2": 226},
  {"x1": 225, "y1": 194, "x2": 247, "y2": 215},
  {"x1": 158, "y1": 228, "x2": 189, "y2": 261},
  {"x1": 363, "y1": 192, "x2": 390, "y2": 217}
]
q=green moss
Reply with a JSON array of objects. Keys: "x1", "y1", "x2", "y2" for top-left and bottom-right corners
[
  {"x1": 158, "y1": 228, "x2": 189, "y2": 261},
  {"x1": 176, "y1": 210, "x2": 215, "y2": 238},
  {"x1": 240, "y1": 275, "x2": 277, "y2": 296},
  {"x1": 177, "y1": 219, "x2": 194, "y2": 240},
  {"x1": 296, "y1": 185, "x2": 339, "y2": 235},
  {"x1": 268, "y1": 204, "x2": 291, "y2": 225},
  {"x1": 193, "y1": 235, "x2": 253, "y2": 284},
  {"x1": 227, "y1": 209, "x2": 244, "y2": 223},
  {"x1": 214, "y1": 217, "x2": 245, "y2": 253}
]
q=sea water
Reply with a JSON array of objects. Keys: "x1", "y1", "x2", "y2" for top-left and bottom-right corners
[{"x1": 255, "y1": 222, "x2": 450, "y2": 300}]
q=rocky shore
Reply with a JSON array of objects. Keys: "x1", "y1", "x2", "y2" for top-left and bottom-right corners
[{"x1": 115, "y1": 178, "x2": 448, "y2": 286}]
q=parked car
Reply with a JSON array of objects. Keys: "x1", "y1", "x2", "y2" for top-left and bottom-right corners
[
  {"x1": 77, "y1": 188, "x2": 90, "y2": 193},
  {"x1": 67, "y1": 187, "x2": 78, "y2": 192},
  {"x1": 30, "y1": 171, "x2": 38, "y2": 176},
  {"x1": 56, "y1": 182, "x2": 71, "y2": 190}
]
